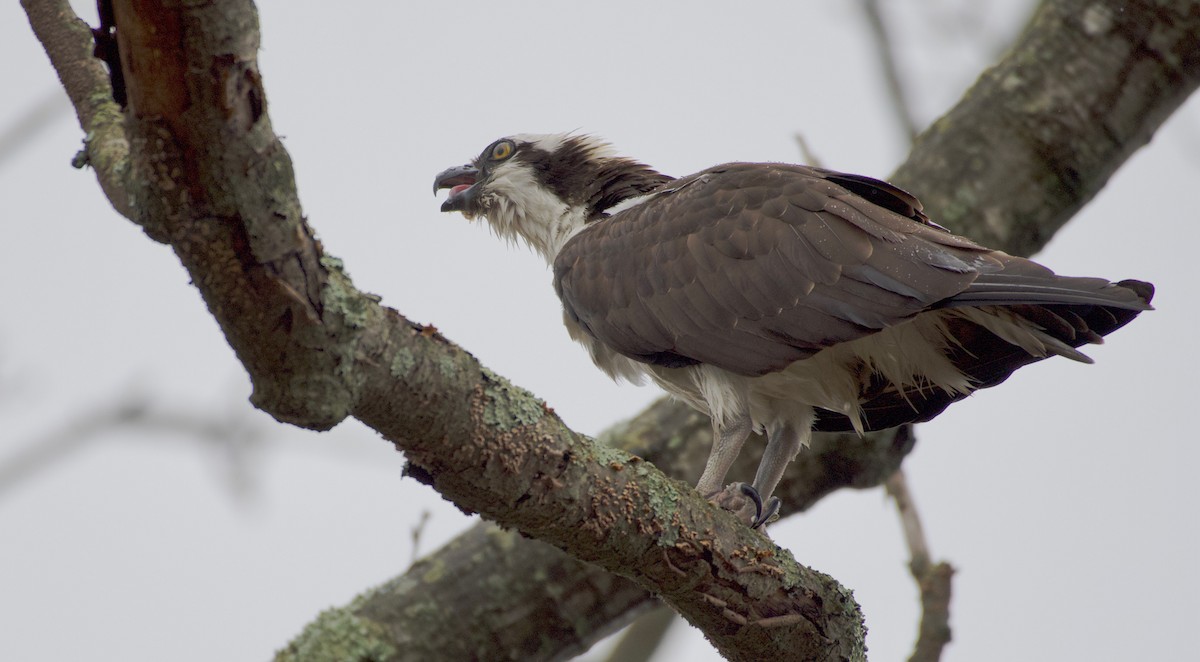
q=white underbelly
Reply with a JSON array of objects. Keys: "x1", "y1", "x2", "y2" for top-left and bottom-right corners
[{"x1": 564, "y1": 307, "x2": 1058, "y2": 437}]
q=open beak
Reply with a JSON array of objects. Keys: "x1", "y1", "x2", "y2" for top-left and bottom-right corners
[{"x1": 433, "y1": 164, "x2": 480, "y2": 213}]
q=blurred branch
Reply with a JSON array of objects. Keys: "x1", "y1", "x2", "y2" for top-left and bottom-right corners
[
  {"x1": 861, "y1": 1, "x2": 957, "y2": 652},
  {"x1": 601, "y1": 605, "x2": 675, "y2": 662},
  {"x1": 792, "y1": 132, "x2": 824, "y2": 167},
  {"x1": 886, "y1": 465, "x2": 954, "y2": 662},
  {"x1": 407, "y1": 509, "x2": 431, "y2": 567},
  {"x1": 859, "y1": 0, "x2": 920, "y2": 141},
  {"x1": 0, "y1": 91, "x2": 69, "y2": 168},
  {"x1": 0, "y1": 393, "x2": 265, "y2": 500}
]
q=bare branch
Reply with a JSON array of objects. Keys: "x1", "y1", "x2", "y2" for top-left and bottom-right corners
[
  {"x1": 602, "y1": 606, "x2": 676, "y2": 662},
  {"x1": 859, "y1": 0, "x2": 921, "y2": 141},
  {"x1": 886, "y1": 465, "x2": 954, "y2": 662},
  {"x1": 911, "y1": 563, "x2": 955, "y2": 662},
  {"x1": 792, "y1": 132, "x2": 824, "y2": 167},
  {"x1": 407, "y1": 510, "x2": 431, "y2": 567},
  {"x1": 885, "y1": 467, "x2": 932, "y2": 577},
  {"x1": 0, "y1": 92, "x2": 69, "y2": 167},
  {"x1": 21, "y1": 0, "x2": 131, "y2": 218},
  {"x1": 0, "y1": 393, "x2": 265, "y2": 500}
]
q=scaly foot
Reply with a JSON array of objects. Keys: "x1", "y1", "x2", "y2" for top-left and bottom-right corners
[{"x1": 705, "y1": 482, "x2": 779, "y2": 529}]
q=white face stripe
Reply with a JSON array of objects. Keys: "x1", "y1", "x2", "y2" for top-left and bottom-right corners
[{"x1": 478, "y1": 157, "x2": 585, "y2": 264}]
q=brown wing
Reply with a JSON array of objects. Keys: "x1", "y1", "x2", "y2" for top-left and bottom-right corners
[
  {"x1": 553, "y1": 163, "x2": 996, "y2": 377},
  {"x1": 554, "y1": 162, "x2": 1153, "y2": 428}
]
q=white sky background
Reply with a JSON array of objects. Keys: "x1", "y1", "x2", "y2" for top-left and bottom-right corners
[{"x1": 1, "y1": 1, "x2": 1197, "y2": 660}]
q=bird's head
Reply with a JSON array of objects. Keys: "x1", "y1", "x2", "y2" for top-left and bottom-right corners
[{"x1": 433, "y1": 133, "x2": 672, "y2": 262}]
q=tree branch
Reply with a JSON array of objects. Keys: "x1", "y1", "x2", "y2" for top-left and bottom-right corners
[
  {"x1": 886, "y1": 467, "x2": 954, "y2": 662},
  {"x1": 891, "y1": 0, "x2": 1200, "y2": 256},
  {"x1": 21, "y1": 0, "x2": 131, "y2": 218},
  {"x1": 22, "y1": 0, "x2": 1200, "y2": 660},
  {"x1": 0, "y1": 392, "x2": 263, "y2": 500},
  {"x1": 859, "y1": 0, "x2": 920, "y2": 141}
]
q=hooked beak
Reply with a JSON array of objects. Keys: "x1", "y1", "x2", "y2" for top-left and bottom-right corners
[{"x1": 433, "y1": 164, "x2": 480, "y2": 213}]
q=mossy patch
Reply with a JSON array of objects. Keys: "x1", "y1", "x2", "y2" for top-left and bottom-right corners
[
  {"x1": 479, "y1": 367, "x2": 544, "y2": 431},
  {"x1": 275, "y1": 603, "x2": 396, "y2": 662},
  {"x1": 389, "y1": 348, "x2": 416, "y2": 378},
  {"x1": 319, "y1": 255, "x2": 372, "y2": 330}
]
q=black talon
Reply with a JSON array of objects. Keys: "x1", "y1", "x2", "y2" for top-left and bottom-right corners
[
  {"x1": 751, "y1": 496, "x2": 782, "y2": 529},
  {"x1": 738, "y1": 483, "x2": 764, "y2": 523}
]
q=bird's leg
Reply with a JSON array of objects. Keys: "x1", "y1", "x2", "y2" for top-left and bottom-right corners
[
  {"x1": 696, "y1": 413, "x2": 752, "y2": 496},
  {"x1": 699, "y1": 414, "x2": 769, "y2": 525},
  {"x1": 746, "y1": 423, "x2": 806, "y2": 528}
]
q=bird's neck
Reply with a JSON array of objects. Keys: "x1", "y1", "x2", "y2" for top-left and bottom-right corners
[
  {"x1": 581, "y1": 161, "x2": 674, "y2": 221},
  {"x1": 490, "y1": 159, "x2": 672, "y2": 265}
]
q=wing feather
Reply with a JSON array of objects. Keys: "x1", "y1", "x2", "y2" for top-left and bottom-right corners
[
  {"x1": 552, "y1": 163, "x2": 1150, "y2": 382},
  {"x1": 554, "y1": 163, "x2": 983, "y2": 376}
]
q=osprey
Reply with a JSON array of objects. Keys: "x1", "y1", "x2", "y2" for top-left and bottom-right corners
[{"x1": 434, "y1": 133, "x2": 1153, "y2": 528}]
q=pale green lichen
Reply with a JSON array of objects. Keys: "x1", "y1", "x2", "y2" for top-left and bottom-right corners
[
  {"x1": 389, "y1": 348, "x2": 416, "y2": 378},
  {"x1": 479, "y1": 368, "x2": 544, "y2": 431},
  {"x1": 274, "y1": 603, "x2": 395, "y2": 662},
  {"x1": 420, "y1": 556, "x2": 446, "y2": 584},
  {"x1": 664, "y1": 430, "x2": 687, "y2": 450},
  {"x1": 632, "y1": 462, "x2": 681, "y2": 547},
  {"x1": 319, "y1": 256, "x2": 371, "y2": 330},
  {"x1": 486, "y1": 525, "x2": 518, "y2": 551}
]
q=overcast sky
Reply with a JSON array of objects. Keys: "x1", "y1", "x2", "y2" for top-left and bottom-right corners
[{"x1": 2, "y1": 1, "x2": 1197, "y2": 661}]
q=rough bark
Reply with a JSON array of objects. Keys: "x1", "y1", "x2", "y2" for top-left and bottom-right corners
[
  {"x1": 22, "y1": 0, "x2": 1200, "y2": 660},
  {"x1": 892, "y1": 0, "x2": 1200, "y2": 254}
]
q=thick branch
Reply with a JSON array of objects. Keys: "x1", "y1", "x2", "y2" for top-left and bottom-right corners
[
  {"x1": 280, "y1": 403, "x2": 903, "y2": 662},
  {"x1": 892, "y1": 0, "x2": 1200, "y2": 255},
  {"x1": 859, "y1": 0, "x2": 920, "y2": 141}
]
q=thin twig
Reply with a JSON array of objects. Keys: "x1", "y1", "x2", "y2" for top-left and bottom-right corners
[
  {"x1": 859, "y1": 0, "x2": 921, "y2": 141},
  {"x1": 885, "y1": 466, "x2": 932, "y2": 577},
  {"x1": 0, "y1": 393, "x2": 265, "y2": 501},
  {"x1": 886, "y1": 460, "x2": 954, "y2": 662},
  {"x1": 793, "y1": 133, "x2": 824, "y2": 168},
  {"x1": 409, "y1": 509, "x2": 431, "y2": 566},
  {"x1": 0, "y1": 91, "x2": 69, "y2": 168}
]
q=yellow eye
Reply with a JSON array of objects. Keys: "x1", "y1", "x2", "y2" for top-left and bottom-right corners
[{"x1": 490, "y1": 140, "x2": 514, "y2": 161}]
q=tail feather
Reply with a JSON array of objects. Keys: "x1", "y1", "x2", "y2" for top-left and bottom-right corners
[
  {"x1": 812, "y1": 277, "x2": 1154, "y2": 433},
  {"x1": 939, "y1": 274, "x2": 1153, "y2": 311}
]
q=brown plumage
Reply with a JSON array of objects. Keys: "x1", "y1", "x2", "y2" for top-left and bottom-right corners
[
  {"x1": 553, "y1": 162, "x2": 1151, "y2": 433},
  {"x1": 435, "y1": 133, "x2": 1153, "y2": 527}
]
